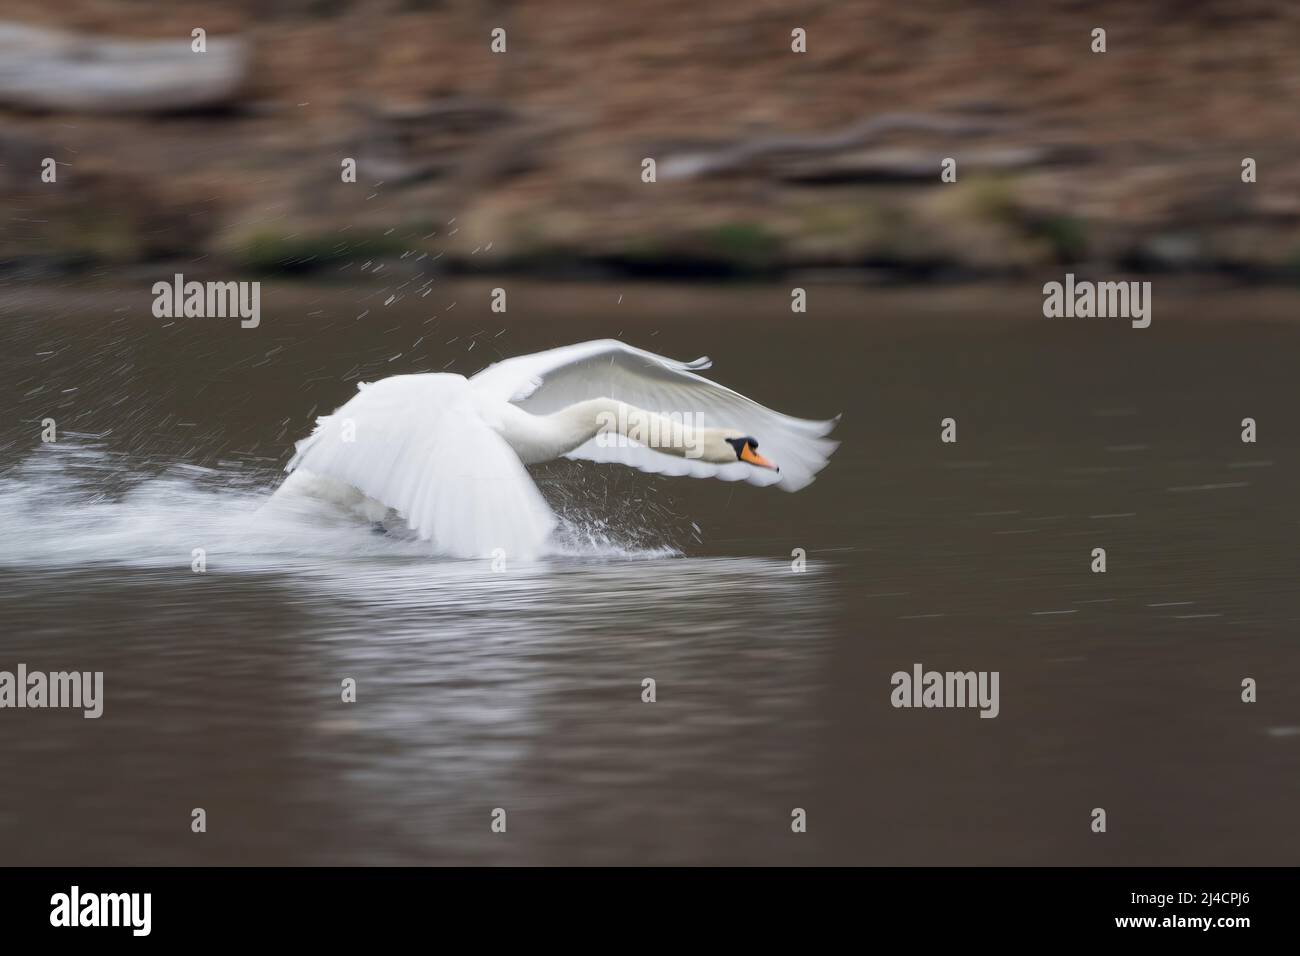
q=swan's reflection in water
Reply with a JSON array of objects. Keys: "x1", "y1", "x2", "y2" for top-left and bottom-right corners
[{"x1": 288, "y1": 555, "x2": 833, "y2": 864}]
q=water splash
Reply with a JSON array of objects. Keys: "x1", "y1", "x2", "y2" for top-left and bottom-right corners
[{"x1": 0, "y1": 439, "x2": 682, "y2": 570}]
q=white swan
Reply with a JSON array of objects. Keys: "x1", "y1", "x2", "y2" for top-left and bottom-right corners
[{"x1": 273, "y1": 339, "x2": 839, "y2": 558}]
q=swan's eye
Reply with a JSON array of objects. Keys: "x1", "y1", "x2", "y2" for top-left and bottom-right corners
[{"x1": 726, "y1": 436, "x2": 757, "y2": 460}]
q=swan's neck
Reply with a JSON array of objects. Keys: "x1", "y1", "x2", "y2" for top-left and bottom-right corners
[{"x1": 540, "y1": 398, "x2": 721, "y2": 462}]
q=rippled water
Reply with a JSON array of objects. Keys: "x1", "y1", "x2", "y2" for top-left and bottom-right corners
[{"x1": 1, "y1": 279, "x2": 1297, "y2": 864}]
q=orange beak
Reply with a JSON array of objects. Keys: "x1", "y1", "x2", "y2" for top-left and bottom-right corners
[{"x1": 740, "y1": 442, "x2": 779, "y2": 471}]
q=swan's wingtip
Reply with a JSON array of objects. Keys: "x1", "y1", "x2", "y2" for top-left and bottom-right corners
[{"x1": 810, "y1": 413, "x2": 842, "y2": 437}]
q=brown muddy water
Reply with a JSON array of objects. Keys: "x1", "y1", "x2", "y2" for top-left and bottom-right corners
[{"x1": 0, "y1": 278, "x2": 1297, "y2": 865}]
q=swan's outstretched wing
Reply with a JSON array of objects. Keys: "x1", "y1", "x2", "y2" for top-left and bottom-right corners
[
  {"x1": 470, "y1": 340, "x2": 838, "y2": 491},
  {"x1": 286, "y1": 373, "x2": 555, "y2": 559}
]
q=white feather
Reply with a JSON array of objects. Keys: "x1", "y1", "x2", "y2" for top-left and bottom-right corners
[
  {"x1": 284, "y1": 374, "x2": 555, "y2": 559},
  {"x1": 471, "y1": 339, "x2": 838, "y2": 491}
]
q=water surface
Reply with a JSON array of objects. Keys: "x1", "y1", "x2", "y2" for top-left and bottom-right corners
[{"x1": 1, "y1": 279, "x2": 1297, "y2": 864}]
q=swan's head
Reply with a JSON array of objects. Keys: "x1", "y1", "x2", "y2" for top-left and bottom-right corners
[{"x1": 720, "y1": 433, "x2": 778, "y2": 472}]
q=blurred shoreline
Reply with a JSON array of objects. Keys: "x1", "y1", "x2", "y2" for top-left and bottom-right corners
[{"x1": 5, "y1": 2, "x2": 1300, "y2": 284}]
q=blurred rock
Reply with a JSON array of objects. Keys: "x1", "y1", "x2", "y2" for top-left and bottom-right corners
[{"x1": 0, "y1": 22, "x2": 247, "y2": 114}]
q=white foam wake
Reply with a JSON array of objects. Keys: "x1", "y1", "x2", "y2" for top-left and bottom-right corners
[{"x1": 0, "y1": 439, "x2": 681, "y2": 571}]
